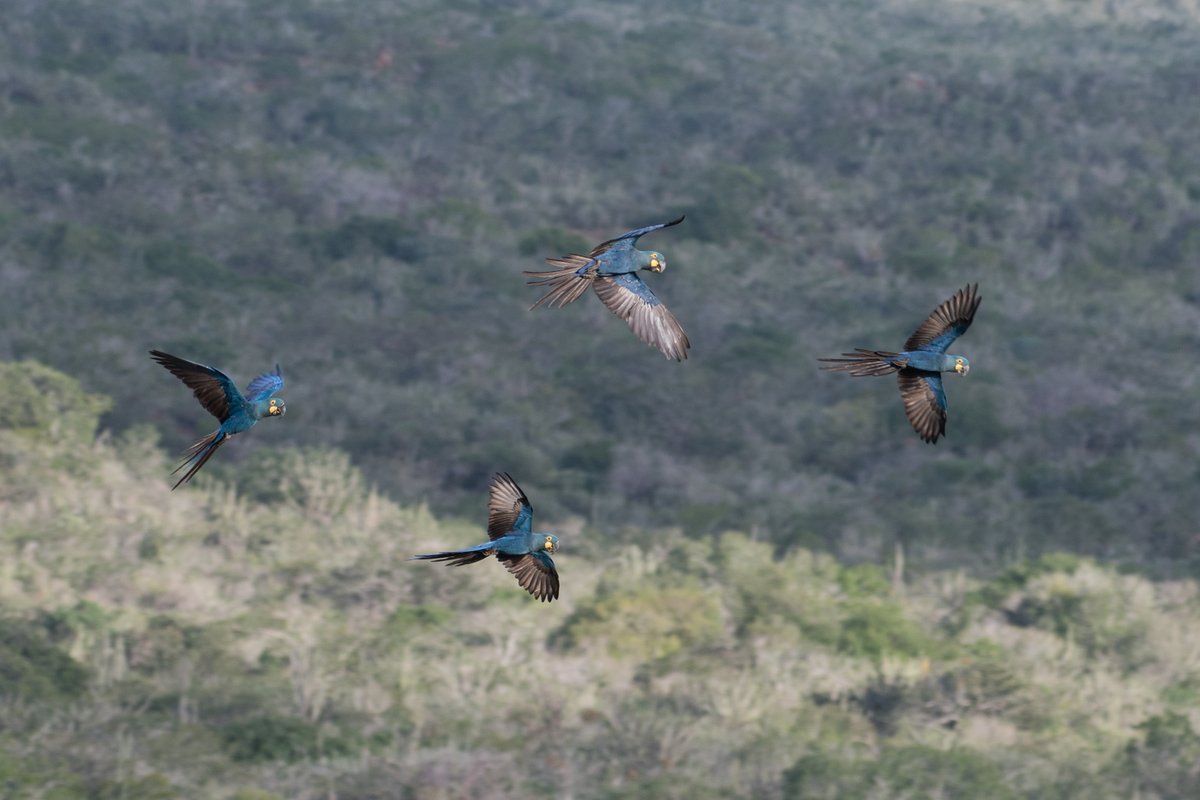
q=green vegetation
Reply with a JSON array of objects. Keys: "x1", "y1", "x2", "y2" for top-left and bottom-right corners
[
  {"x1": 2, "y1": 0, "x2": 1199, "y2": 795},
  {"x1": 2, "y1": 0, "x2": 1200, "y2": 572},
  {"x1": 0, "y1": 362, "x2": 1198, "y2": 797}
]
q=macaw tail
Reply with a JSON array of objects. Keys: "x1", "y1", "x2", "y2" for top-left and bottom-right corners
[
  {"x1": 818, "y1": 349, "x2": 903, "y2": 377},
  {"x1": 408, "y1": 549, "x2": 493, "y2": 567},
  {"x1": 170, "y1": 430, "x2": 227, "y2": 490},
  {"x1": 524, "y1": 255, "x2": 597, "y2": 309}
]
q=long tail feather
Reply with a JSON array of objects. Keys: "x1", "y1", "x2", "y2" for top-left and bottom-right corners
[
  {"x1": 524, "y1": 255, "x2": 596, "y2": 309},
  {"x1": 170, "y1": 430, "x2": 226, "y2": 490},
  {"x1": 408, "y1": 550, "x2": 492, "y2": 567},
  {"x1": 818, "y1": 349, "x2": 904, "y2": 377}
]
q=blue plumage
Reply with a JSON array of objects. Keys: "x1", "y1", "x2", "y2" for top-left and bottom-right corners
[
  {"x1": 150, "y1": 350, "x2": 287, "y2": 489},
  {"x1": 922, "y1": 373, "x2": 947, "y2": 413},
  {"x1": 819, "y1": 284, "x2": 980, "y2": 443},
  {"x1": 525, "y1": 216, "x2": 690, "y2": 361},
  {"x1": 410, "y1": 473, "x2": 560, "y2": 602},
  {"x1": 611, "y1": 272, "x2": 661, "y2": 305},
  {"x1": 244, "y1": 368, "x2": 284, "y2": 403}
]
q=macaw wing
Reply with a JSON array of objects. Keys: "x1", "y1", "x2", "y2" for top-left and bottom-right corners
[
  {"x1": 244, "y1": 366, "x2": 284, "y2": 403},
  {"x1": 487, "y1": 472, "x2": 533, "y2": 540},
  {"x1": 897, "y1": 369, "x2": 947, "y2": 444},
  {"x1": 150, "y1": 350, "x2": 242, "y2": 423},
  {"x1": 497, "y1": 551, "x2": 559, "y2": 602},
  {"x1": 593, "y1": 273, "x2": 690, "y2": 361},
  {"x1": 904, "y1": 284, "x2": 981, "y2": 353},
  {"x1": 589, "y1": 215, "x2": 685, "y2": 258}
]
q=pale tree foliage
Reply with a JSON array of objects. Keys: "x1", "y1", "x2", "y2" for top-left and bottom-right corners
[{"x1": 2, "y1": 362, "x2": 1200, "y2": 797}]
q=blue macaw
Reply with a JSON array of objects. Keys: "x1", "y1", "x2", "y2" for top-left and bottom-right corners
[
  {"x1": 525, "y1": 215, "x2": 690, "y2": 361},
  {"x1": 819, "y1": 284, "x2": 980, "y2": 443},
  {"x1": 150, "y1": 350, "x2": 286, "y2": 489},
  {"x1": 410, "y1": 473, "x2": 560, "y2": 602}
]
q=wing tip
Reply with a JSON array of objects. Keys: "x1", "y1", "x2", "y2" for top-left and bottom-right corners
[
  {"x1": 492, "y1": 471, "x2": 519, "y2": 498},
  {"x1": 958, "y1": 282, "x2": 981, "y2": 310}
]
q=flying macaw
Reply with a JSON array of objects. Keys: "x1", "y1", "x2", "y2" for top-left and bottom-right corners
[
  {"x1": 149, "y1": 350, "x2": 286, "y2": 489},
  {"x1": 818, "y1": 284, "x2": 980, "y2": 443},
  {"x1": 525, "y1": 215, "x2": 690, "y2": 361},
  {"x1": 410, "y1": 473, "x2": 560, "y2": 602}
]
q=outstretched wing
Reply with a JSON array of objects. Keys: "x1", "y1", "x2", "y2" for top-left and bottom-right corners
[
  {"x1": 593, "y1": 273, "x2": 690, "y2": 361},
  {"x1": 244, "y1": 366, "x2": 284, "y2": 403},
  {"x1": 589, "y1": 215, "x2": 685, "y2": 258},
  {"x1": 150, "y1": 350, "x2": 242, "y2": 423},
  {"x1": 488, "y1": 472, "x2": 533, "y2": 541},
  {"x1": 497, "y1": 551, "x2": 559, "y2": 602},
  {"x1": 897, "y1": 369, "x2": 947, "y2": 444},
  {"x1": 904, "y1": 284, "x2": 981, "y2": 353}
]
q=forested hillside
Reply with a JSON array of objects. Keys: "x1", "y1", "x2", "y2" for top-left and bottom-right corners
[
  {"x1": 3, "y1": 0, "x2": 1200, "y2": 569},
  {"x1": 2, "y1": 0, "x2": 1200, "y2": 796},
  {"x1": 2, "y1": 362, "x2": 1199, "y2": 798}
]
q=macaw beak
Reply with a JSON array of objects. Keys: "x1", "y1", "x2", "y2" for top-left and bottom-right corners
[
  {"x1": 649, "y1": 258, "x2": 662, "y2": 272},
  {"x1": 957, "y1": 363, "x2": 970, "y2": 376}
]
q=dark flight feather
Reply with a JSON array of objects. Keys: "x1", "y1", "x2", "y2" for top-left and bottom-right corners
[
  {"x1": 497, "y1": 552, "x2": 559, "y2": 602},
  {"x1": 589, "y1": 215, "x2": 686, "y2": 257},
  {"x1": 150, "y1": 350, "x2": 238, "y2": 422},
  {"x1": 897, "y1": 369, "x2": 947, "y2": 443},
  {"x1": 904, "y1": 284, "x2": 981, "y2": 353},
  {"x1": 593, "y1": 274, "x2": 690, "y2": 361},
  {"x1": 488, "y1": 472, "x2": 533, "y2": 541}
]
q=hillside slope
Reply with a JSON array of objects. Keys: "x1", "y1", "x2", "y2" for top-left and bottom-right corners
[
  {"x1": 1, "y1": 360, "x2": 1199, "y2": 798},
  {"x1": 2, "y1": 1, "x2": 1199, "y2": 564}
]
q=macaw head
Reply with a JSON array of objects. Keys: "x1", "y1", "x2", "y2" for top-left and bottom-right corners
[
  {"x1": 267, "y1": 397, "x2": 287, "y2": 417},
  {"x1": 642, "y1": 251, "x2": 666, "y2": 273},
  {"x1": 951, "y1": 356, "x2": 970, "y2": 376},
  {"x1": 542, "y1": 534, "x2": 559, "y2": 554}
]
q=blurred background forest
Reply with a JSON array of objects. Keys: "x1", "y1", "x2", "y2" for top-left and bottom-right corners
[{"x1": 2, "y1": 0, "x2": 1200, "y2": 797}]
